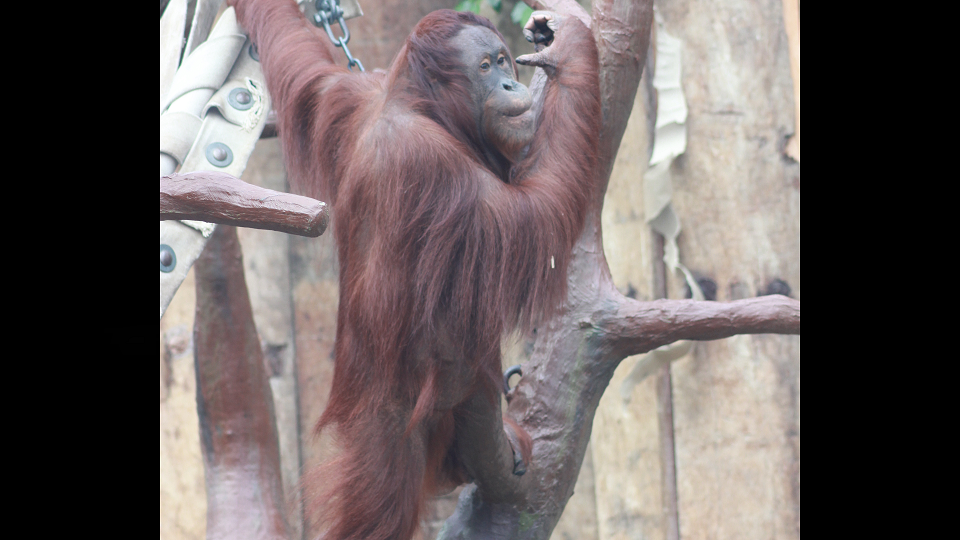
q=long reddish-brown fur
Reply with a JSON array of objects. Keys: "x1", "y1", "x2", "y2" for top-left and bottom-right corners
[{"x1": 231, "y1": 1, "x2": 600, "y2": 538}]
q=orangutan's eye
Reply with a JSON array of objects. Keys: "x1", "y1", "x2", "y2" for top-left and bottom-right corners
[
  {"x1": 497, "y1": 55, "x2": 505, "y2": 66},
  {"x1": 480, "y1": 61, "x2": 490, "y2": 70}
]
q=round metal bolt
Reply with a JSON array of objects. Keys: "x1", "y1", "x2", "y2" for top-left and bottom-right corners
[
  {"x1": 160, "y1": 244, "x2": 177, "y2": 273},
  {"x1": 228, "y1": 87, "x2": 253, "y2": 110},
  {"x1": 205, "y1": 142, "x2": 233, "y2": 167}
]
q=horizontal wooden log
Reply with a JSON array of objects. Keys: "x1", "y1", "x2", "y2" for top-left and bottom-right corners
[
  {"x1": 160, "y1": 171, "x2": 328, "y2": 237},
  {"x1": 601, "y1": 295, "x2": 801, "y2": 360}
]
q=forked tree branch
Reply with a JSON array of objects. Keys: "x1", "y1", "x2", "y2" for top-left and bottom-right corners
[{"x1": 439, "y1": 0, "x2": 800, "y2": 538}]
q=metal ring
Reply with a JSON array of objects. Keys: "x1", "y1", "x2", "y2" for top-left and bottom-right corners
[
  {"x1": 336, "y1": 16, "x2": 350, "y2": 45},
  {"x1": 503, "y1": 365, "x2": 523, "y2": 393},
  {"x1": 341, "y1": 40, "x2": 363, "y2": 71},
  {"x1": 319, "y1": 14, "x2": 337, "y2": 44}
]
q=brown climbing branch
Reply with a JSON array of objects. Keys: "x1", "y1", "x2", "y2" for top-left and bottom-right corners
[
  {"x1": 600, "y1": 294, "x2": 801, "y2": 360},
  {"x1": 439, "y1": 1, "x2": 656, "y2": 537},
  {"x1": 160, "y1": 171, "x2": 329, "y2": 237}
]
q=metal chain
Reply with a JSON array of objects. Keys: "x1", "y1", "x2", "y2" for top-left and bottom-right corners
[{"x1": 313, "y1": 0, "x2": 364, "y2": 72}]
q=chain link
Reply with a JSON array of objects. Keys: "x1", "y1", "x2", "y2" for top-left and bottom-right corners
[{"x1": 313, "y1": 0, "x2": 364, "y2": 72}]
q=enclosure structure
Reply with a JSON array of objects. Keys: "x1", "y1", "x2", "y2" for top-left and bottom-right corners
[{"x1": 160, "y1": 0, "x2": 799, "y2": 538}]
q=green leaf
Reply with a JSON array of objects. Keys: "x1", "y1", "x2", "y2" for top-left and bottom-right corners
[
  {"x1": 486, "y1": 0, "x2": 502, "y2": 13},
  {"x1": 511, "y1": 2, "x2": 534, "y2": 25},
  {"x1": 455, "y1": 0, "x2": 482, "y2": 14}
]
